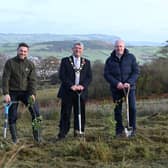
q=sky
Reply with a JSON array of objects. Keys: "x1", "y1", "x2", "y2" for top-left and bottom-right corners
[{"x1": 0, "y1": 0, "x2": 167, "y2": 42}]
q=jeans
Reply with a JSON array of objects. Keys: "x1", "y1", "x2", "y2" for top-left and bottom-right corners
[{"x1": 113, "y1": 89, "x2": 136, "y2": 134}]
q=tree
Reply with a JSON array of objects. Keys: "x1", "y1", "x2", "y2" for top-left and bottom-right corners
[
  {"x1": 37, "y1": 56, "x2": 60, "y2": 81},
  {"x1": 157, "y1": 40, "x2": 168, "y2": 57},
  {"x1": 89, "y1": 60, "x2": 111, "y2": 99},
  {"x1": 136, "y1": 57, "x2": 168, "y2": 97}
]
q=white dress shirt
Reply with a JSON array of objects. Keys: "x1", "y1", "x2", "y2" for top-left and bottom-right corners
[{"x1": 73, "y1": 56, "x2": 81, "y2": 85}]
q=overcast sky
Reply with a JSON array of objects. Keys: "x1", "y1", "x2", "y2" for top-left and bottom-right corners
[{"x1": 0, "y1": 0, "x2": 167, "y2": 42}]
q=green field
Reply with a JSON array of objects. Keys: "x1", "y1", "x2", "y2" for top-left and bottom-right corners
[
  {"x1": 0, "y1": 88, "x2": 168, "y2": 168},
  {"x1": 0, "y1": 42, "x2": 161, "y2": 64}
]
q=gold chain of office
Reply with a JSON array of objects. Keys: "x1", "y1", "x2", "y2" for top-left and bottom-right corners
[{"x1": 69, "y1": 57, "x2": 85, "y2": 73}]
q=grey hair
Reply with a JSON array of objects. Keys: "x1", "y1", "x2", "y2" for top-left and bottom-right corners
[
  {"x1": 72, "y1": 41, "x2": 84, "y2": 48},
  {"x1": 114, "y1": 39, "x2": 125, "y2": 47}
]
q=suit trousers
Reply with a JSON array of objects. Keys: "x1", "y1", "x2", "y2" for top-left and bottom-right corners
[{"x1": 58, "y1": 92, "x2": 85, "y2": 137}]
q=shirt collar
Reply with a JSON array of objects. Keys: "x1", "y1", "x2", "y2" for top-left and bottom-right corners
[
  {"x1": 116, "y1": 54, "x2": 123, "y2": 59},
  {"x1": 73, "y1": 55, "x2": 81, "y2": 61}
]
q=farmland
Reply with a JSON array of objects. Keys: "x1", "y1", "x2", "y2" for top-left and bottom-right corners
[{"x1": 0, "y1": 41, "x2": 161, "y2": 64}]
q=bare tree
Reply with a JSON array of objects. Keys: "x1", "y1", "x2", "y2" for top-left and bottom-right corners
[{"x1": 37, "y1": 56, "x2": 60, "y2": 81}]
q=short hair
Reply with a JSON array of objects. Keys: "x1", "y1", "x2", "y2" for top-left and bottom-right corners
[
  {"x1": 17, "y1": 42, "x2": 29, "y2": 49},
  {"x1": 114, "y1": 39, "x2": 125, "y2": 47},
  {"x1": 72, "y1": 42, "x2": 84, "y2": 49}
]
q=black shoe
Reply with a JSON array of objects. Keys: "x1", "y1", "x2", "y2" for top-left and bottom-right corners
[
  {"x1": 56, "y1": 133, "x2": 66, "y2": 141},
  {"x1": 56, "y1": 136, "x2": 65, "y2": 141},
  {"x1": 115, "y1": 132, "x2": 125, "y2": 138},
  {"x1": 130, "y1": 131, "x2": 136, "y2": 137},
  {"x1": 74, "y1": 130, "x2": 78, "y2": 137},
  {"x1": 74, "y1": 130, "x2": 85, "y2": 137}
]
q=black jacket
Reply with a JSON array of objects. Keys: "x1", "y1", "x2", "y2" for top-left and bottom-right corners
[{"x1": 57, "y1": 56, "x2": 92, "y2": 100}]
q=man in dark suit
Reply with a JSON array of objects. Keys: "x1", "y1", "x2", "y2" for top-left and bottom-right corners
[{"x1": 57, "y1": 42, "x2": 92, "y2": 139}]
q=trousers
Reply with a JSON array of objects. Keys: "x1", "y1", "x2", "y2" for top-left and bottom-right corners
[
  {"x1": 113, "y1": 89, "x2": 136, "y2": 134},
  {"x1": 58, "y1": 92, "x2": 85, "y2": 137},
  {"x1": 8, "y1": 91, "x2": 40, "y2": 125}
]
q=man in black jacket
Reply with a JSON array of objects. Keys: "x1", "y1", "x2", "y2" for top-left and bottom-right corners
[
  {"x1": 2, "y1": 42, "x2": 41, "y2": 143},
  {"x1": 104, "y1": 40, "x2": 139, "y2": 137},
  {"x1": 57, "y1": 42, "x2": 92, "y2": 139}
]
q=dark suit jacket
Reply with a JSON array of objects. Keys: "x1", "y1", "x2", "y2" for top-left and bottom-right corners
[{"x1": 57, "y1": 56, "x2": 92, "y2": 100}]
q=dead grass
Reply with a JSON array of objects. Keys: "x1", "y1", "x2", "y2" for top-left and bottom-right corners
[{"x1": 0, "y1": 96, "x2": 168, "y2": 168}]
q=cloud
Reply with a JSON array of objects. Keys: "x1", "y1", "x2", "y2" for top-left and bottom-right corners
[{"x1": 0, "y1": 0, "x2": 167, "y2": 42}]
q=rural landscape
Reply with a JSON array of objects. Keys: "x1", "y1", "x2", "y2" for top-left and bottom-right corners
[{"x1": 0, "y1": 34, "x2": 168, "y2": 168}]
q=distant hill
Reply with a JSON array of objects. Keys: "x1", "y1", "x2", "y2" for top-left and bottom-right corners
[
  {"x1": 126, "y1": 41, "x2": 163, "y2": 46},
  {"x1": 0, "y1": 40, "x2": 161, "y2": 64},
  {"x1": 34, "y1": 40, "x2": 113, "y2": 52},
  {"x1": 0, "y1": 33, "x2": 162, "y2": 46},
  {"x1": 0, "y1": 33, "x2": 119, "y2": 44}
]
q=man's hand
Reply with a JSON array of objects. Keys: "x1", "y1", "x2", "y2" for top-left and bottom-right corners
[
  {"x1": 123, "y1": 83, "x2": 130, "y2": 88},
  {"x1": 31, "y1": 95, "x2": 36, "y2": 102},
  {"x1": 71, "y1": 85, "x2": 78, "y2": 91},
  {"x1": 76, "y1": 85, "x2": 84, "y2": 91},
  {"x1": 117, "y1": 82, "x2": 124, "y2": 90},
  {"x1": 4, "y1": 94, "x2": 11, "y2": 103},
  {"x1": 71, "y1": 85, "x2": 84, "y2": 91},
  {"x1": 28, "y1": 95, "x2": 36, "y2": 106}
]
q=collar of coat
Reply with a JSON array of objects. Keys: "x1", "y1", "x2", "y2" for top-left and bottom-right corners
[
  {"x1": 15, "y1": 55, "x2": 27, "y2": 62},
  {"x1": 111, "y1": 48, "x2": 129, "y2": 58}
]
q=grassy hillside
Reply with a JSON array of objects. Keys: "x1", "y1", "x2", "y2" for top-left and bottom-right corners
[
  {"x1": 0, "y1": 88, "x2": 168, "y2": 168},
  {"x1": 0, "y1": 41, "x2": 161, "y2": 64}
]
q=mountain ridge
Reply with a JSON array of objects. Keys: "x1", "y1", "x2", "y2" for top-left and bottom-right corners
[{"x1": 0, "y1": 33, "x2": 162, "y2": 46}]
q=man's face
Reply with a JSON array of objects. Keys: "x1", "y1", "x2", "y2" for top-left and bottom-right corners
[
  {"x1": 115, "y1": 41, "x2": 125, "y2": 55},
  {"x1": 72, "y1": 44, "x2": 83, "y2": 58},
  {"x1": 17, "y1": 46, "x2": 29, "y2": 60}
]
